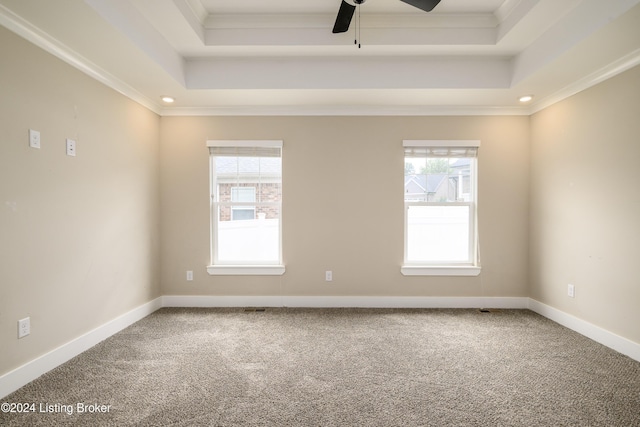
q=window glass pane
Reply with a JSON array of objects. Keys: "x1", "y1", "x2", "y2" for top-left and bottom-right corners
[
  {"x1": 231, "y1": 208, "x2": 255, "y2": 221},
  {"x1": 425, "y1": 158, "x2": 449, "y2": 174},
  {"x1": 257, "y1": 183, "x2": 282, "y2": 204},
  {"x1": 215, "y1": 156, "x2": 238, "y2": 188},
  {"x1": 259, "y1": 157, "x2": 282, "y2": 175},
  {"x1": 449, "y1": 158, "x2": 473, "y2": 202},
  {"x1": 230, "y1": 186, "x2": 256, "y2": 221},
  {"x1": 217, "y1": 206, "x2": 280, "y2": 263},
  {"x1": 210, "y1": 143, "x2": 282, "y2": 267},
  {"x1": 407, "y1": 205, "x2": 470, "y2": 262},
  {"x1": 258, "y1": 157, "x2": 282, "y2": 203},
  {"x1": 405, "y1": 157, "x2": 474, "y2": 203},
  {"x1": 405, "y1": 157, "x2": 425, "y2": 202},
  {"x1": 237, "y1": 157, "x2": 259, "y2": 175},
  {"x1": 231, "y1": 187, "x2": 256, "y2": 202}
]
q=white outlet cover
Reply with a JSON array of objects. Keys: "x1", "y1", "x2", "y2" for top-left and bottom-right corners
[
  {"x1": 29, "y1": 129, "x2": 40, "y2": 149},
  {"x1": 66, "y1": 138, "x2": 76, "y2": 156},
  {"x1": 18, "y1": 317, "x2": 30, "y2": 338}
]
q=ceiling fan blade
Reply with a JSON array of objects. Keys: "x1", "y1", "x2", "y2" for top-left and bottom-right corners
[
  {"x1": 399, "y1": 0, "x2": 441, "y2": 12},
  {"x1": 332, "y1": 0, "x2": 356, "y2": 33}
]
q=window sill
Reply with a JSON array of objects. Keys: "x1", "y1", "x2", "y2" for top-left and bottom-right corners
[
  {"x1": 401, "y1": 266, "x2": 481, "y2": 276},
  {"x1": 207, "y1": 265, "x2": 286, "y2": 276}
]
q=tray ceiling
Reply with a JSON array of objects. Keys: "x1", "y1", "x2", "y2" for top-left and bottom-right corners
[{"x1": 1, "y1": 0, "x2": 639, "y2": 115}]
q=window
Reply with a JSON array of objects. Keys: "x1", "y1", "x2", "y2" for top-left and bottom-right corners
[
  {"x1": 402, "y1": 140, "x2": 480, "y2": 276},
  {"x1": 207, "y1": 140, "x2": 284, "y2": 275}
]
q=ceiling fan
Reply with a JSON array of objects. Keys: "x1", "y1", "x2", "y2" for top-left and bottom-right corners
[{"x1": 332, "y1": 0, "x2": 442, "y2": 34}]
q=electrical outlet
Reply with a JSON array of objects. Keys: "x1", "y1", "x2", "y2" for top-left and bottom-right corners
[
  {"x1": 186, "y1": 270, "x2": 193, "y2": 281},
  {"x1": 567, "y1": 284, "x2": 575, "y2": 298},
  {"x1": 66, "y1": 138, "x2": 76, "y2": 156},
  {"x1": 29, "y1": 129, "x2": 41, "y2": 149},
  {"x1": 325, "y1": 271, "x2": 333, "y2": 282},
  {"x1": 18, "y1": 317, "x2": 30, "y2": 339}
]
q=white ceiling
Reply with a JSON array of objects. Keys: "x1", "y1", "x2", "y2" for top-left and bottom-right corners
[{"x1": 1, "y1": 0, "x2": 639, "y2": 115}]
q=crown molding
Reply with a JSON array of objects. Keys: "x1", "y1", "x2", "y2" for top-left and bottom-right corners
[
  {"x1": 530, "y1": 48, "x2": 640, "y2": 114},
  {"x1": 204, "y1": 13, "x2": 497, "y2": 30},
  {"x1": 0, "y1": 4, "x2": 161, "y2": 115},
  {"x1": 160, "y1": 104, "x2": 532, "y2": 117}
]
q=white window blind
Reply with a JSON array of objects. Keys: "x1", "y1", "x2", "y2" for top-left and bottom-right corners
[
  {"x1": 404, "y1": 146, "x2": 478, "y2": 158},
  {"x1": 208, "y1": 146, "x2": 281, "y2": 158},
  {"x1": 207, "y1": 140, "x2": 282, "y2": 158}
]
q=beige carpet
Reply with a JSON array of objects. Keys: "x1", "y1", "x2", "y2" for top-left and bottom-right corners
[{"x1": 1, "y1": 308, "x2": 639, "y2": 426}]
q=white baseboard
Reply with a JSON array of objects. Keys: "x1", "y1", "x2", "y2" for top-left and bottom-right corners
[
  {"x1": 162, "y1": 295, "x2": 285, "y2": 307},
  {"x1": 3, "y1": 295, "x2": 637, "y2": 399},
  {"x1": 162, "y1": 295, "x2": 530, "y2": 309},
  {"x1": 528, "y1": 299, "x2": 640, "y2": 363},
  {"x1": 0, "y1": 297, "x2": 163, "y2": 399}
]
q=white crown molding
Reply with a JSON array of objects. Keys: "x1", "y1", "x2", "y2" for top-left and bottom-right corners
[
  {"x1": 183, "y1": 0, "x2": 208, "y2": 25},
  {"x1": 160, "y1": 104, "x2": 532, "y2": 117},
  {"x1": 176, "y1": 0, "x2": 499, "y2": 47},
  {"x1": 494, "y1": 0, "x2": 529, "y2": 24},
  {"x1": 204, "y1": 13, "x2": 497, "y2": 30},
  {"x1": 169, "y1": 1, "x2": 550, "y2": 49},
  {"x1": 0, "y1": 4, "x2": 161, "y2": 115},
  {"x1": 206, "y1": 28, "x2": 497, "y2": 48},
  {"x1": 172, "y1": 0, "x2": 206, "y2": 42},
  {"x1": 530, "y1": 48, "x2": 640, "y2": 114},
  {"x1": 85, "y1": 0, "x2": 186, "y2": 86}
]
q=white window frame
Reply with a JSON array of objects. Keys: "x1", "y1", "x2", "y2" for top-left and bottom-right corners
[
  {"x1": 401, "y1": 140, "x2": 481, "y2": 277},
  {"x1": 207, "y1": 140, "x2": 284, "y2": 276}
]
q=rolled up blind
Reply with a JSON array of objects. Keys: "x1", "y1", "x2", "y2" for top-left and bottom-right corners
[
  {"x1": 207, "y1": 140, "x2": 282, "y2": 158},
  {"x1": 403, "y1": 140, "x2": 479, "y2": 158}
]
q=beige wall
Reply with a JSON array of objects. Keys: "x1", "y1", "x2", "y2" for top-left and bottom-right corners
[
  {"x1": 160, "y1": 115, "x2": 530, "y2": 298},
  {"x1": 530, "y1": 65, "x2": 640, "y2": 344},
  {"x1": 0, "y1": 28, "x2": 161, "y2": 376},
  {"x1": 3, "y1": 9, "x2": 638, "y2": 381}
]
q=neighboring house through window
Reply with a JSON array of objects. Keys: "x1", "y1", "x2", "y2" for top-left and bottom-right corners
[
  {"x1": 231, "y1": 187, "x2": 256, "y2": 220},
  {"x1": 207, "y1": 140, "x2": 284, "y2": 275},
  {"x1": 402, "y1": 140, "x2": 481, "y2": 276}
]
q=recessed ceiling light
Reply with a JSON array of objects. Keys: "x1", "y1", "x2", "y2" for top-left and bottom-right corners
[
  {"x1": 519, "y1": 95, "x2": 534, "y2": 103},
  {"x1": 161, "y1": 96, "x2": 175, "y2": 103}
]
